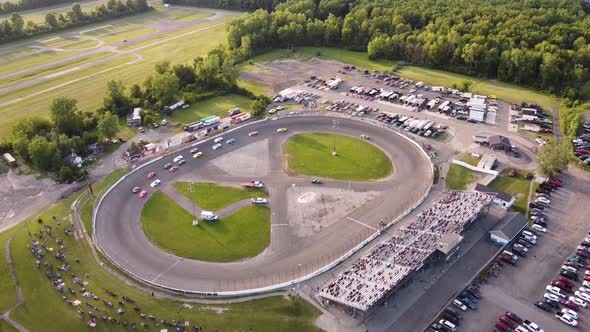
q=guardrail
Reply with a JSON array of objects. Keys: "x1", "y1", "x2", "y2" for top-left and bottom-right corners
[{"x1": 92, "y1": 113, "x2": 435, "y2": 297}]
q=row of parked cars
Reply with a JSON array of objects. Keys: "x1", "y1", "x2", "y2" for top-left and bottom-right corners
[
  {"x1": 427, "y1": 287, "x2": 482, "y2": 332},
  {"x1": 374, "y1": 112, "x2": 447, "y2": 138},
  {"x1": 573, "y1": 120, "x2": 590, "y2": 165}
]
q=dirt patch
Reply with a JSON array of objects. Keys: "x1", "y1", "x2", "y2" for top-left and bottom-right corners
[
  {"x1": 209, "y1": 139, "x2": 270, "y2": 177},
  {"x1": 239, "y1": 58, "x2": 343, "y2": 95},
  {"x1": 286, "y1": 186, "x2": 380, "y2": 237}
]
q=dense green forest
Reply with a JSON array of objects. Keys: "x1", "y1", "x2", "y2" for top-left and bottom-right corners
[
  {"x1": 0, "y1": 0, "x2": 76, "y2": 14},
  {"x1": 0, "y1": 0, "x2": 150, "y2": 42},
  {"x1": 224, "y1": 0, "x2": 590, "y2": 99}
]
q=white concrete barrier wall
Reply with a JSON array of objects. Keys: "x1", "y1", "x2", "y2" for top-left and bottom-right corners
[
  {"x1": 92, "y1": 113, "x2": 435, "y2": 297},
  {"x1": 451, "y1": 159, "x2": 499, "y2": 176}
]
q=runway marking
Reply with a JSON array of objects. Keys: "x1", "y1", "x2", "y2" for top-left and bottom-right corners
[
  {"x1": 272, "y1": 223, "x2": 289, "y2": 226},
  {"x1": 346, "y1": 217, "x2": 378, "y2": 231},
  {"x1": 151, "y1": 259, "x2": 182, "y2": 283}
]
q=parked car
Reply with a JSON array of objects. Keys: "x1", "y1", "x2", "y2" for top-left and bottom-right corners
[
  {"x1": 452, "y1": 299, "x2": 467, "y2": 311},
  {"x1": 560, "y1": 270, "x2": 579, "y2": 281},
  {"x1": 561, "y1": 308, "x2": 579, "y2": 320},
  {"x1": 499, "y1": 316, "x2": 518, "y2": 329},
  {"x1": 555, "y1": 312, "x2": 578, "y2": 327},
  {"x1": 535, "y1": 301, "x2": 552, "y2": 312},
  {"x1": 560, "y1": 299, "x2": 580, "y2": 311},
  {"x1": 505, "y1": 312, "x2": 523, "y2": 325},
  {"x1": 523, "y1": 320, "x2": 544, "y2": 332},
  {"x1": 569, "y1": 296, "x2": 587, "y2": 308}
]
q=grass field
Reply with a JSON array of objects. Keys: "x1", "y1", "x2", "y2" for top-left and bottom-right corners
[
  {"x1": 170, "y1": 94, "x2": 253, "y2": 124},
  {"x1": 237, "y1": 78, "x2": 273, "y2": 96},
  {"x1": 445, "y1": 163, "x2": 474, "y2": 190},
  {"x1": 460, "y1": 155, "x2": 480, "y2": 167},
  {"x1": 0, "y1": 175, "x2": 320, "y2": 331},
  {"x1": 0, "y1": 8, "x2": 233, "y2": 138},
  {"x1": 489, "y1": 168, "x2": 534, "y2": 214},
  {"x1": 0, "y1": 227, "x2": 17, "y2": 313},
  {"x1": 80, "y1": 170, "x2": 126, "y2": 235},
  {"x1": 283, "y1": 133, "x2": 393, "y2": 180},
  {"x1": 59, "y1": 39, "x2": 100, "y2": 50},
  {"x1": 0, "y1": 319, "x2": 17, "y2": 332},
  {"x1": 172, "y1": 11, "x2": 214, "y2": 22},
  {"x1": 141, "y1": 192, "x2": 270, "y2": 261},
  {"x1": 98, "y1": 27, "x2": 156, "y2": 45},
  {"x1": 173, "y1": 182, "x2": 267, "y2": 211}
]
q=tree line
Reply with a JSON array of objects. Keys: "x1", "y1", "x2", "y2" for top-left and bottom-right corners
[
  {"x1": 0, "y1": 0, "x2": 76, "y2": 15},
  {"x1": 224, "y1": 0, "x2": 590, "y2": 100},
  {"x1": 165, "y1": 0, "x2": 279, "y2": 11},
  {"x1": 0, "y1": 0, "x2": 150, "y2": 42},
  {"x1": 2, "y1": 45, "x2": 268, "y2": 180}
]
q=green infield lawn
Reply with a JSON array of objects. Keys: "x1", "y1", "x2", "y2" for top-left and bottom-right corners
[
  {"x1": 141, "y1": 192, "x2": 270, "y2": 261},
  {"x1": 0, "y1": 174, "x2": 320, "y2": 332},
  {"x1": 445, "y1": 163, "x2": 474, "y2": 190},
  {"x1": 169, "y1": 94, "x2": 254, "y2": 124},
  {"x1": 173, "y1": 182, "x2": 267, "y2": 211},
  {"x1": 283, "y1": 133, "x2": 392, "y2": 180},
  {"x1": 0, "y1": 319, "x2": 18, "y2": 332},
  {"x1": 489, "y1": 169, "x2": 534, "y2": 214}
]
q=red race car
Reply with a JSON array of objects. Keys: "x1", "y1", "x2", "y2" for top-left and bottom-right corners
[
  {"x1": 146, "y1": 172, "x2": 156, "y2": 179},
  {"x1": 138, "y1": 190, "x2": 147, "y2": 198}
]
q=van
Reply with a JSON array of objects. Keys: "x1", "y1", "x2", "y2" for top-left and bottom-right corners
[
  {"x1": 502, "y1": 250, "x2": 519, "y2": 262},
  {"x1": 522, "y1": 230, "x2": 537, "y2": 239}
]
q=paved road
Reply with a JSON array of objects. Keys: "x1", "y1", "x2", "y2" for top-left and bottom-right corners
[{"x1": 94, "y1": 116, "x2": 433, "y2": 294}]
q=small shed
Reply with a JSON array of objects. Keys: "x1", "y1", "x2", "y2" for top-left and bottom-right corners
[
  {"x1": 3, "y1": 153, "x2": 16, "y2": 166},
  {"x1": 489, "y1": 212, "x2": 527, "y2": 246},
  {"x1": 437, "y1": 233, "x2": 463, "y2": 256},
  {"x1": 489, "y1": 135, "x2": 512, "y2": 150},
  {"x1": 474, "y1": 183, "x2": 515, "y2": 209}
]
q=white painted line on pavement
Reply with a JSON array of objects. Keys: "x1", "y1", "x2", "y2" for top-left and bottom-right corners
[
  {"x1": 272, "y1": 223, "x2": 289, "y2": 226},
  {"x1": 346, "y1": 217, "x2": 378, "y2": 231},
  {"x1": 151, "y1": 259, "x2": 182, "y2": 283}
]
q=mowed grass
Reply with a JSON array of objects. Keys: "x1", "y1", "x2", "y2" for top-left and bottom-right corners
[
  {"x1": 238, "y1": 78, "x2": 273, "y2": 96},
  {"x1": 0, "y1": 227, "x2": 17, "y2": 313},
  {"x1": 445, "y1": 163, "x2": 474, "y2": 190},
  {"x1": 80, "y1": 170, "x2": 126, "y2": 235},
  {"x1": 98, "y1": 27, "x2": 156, "y2": 45},
  {"x1": 173, "y1": 182, "x2": 268, "y2": 211},
  {"x1": 170, "y1": 94, "x2": 253, "y2": 124},
  {"x1": 283, "y1": 133, "x2": 393, "y2": 180},
  {"x1": 172, "y1": 11, "x2": 214, "y2": 22},
  {"x1": 0, "y1": 20, "x2": 229, "y2": 138},
  {"x1": 59, "y1": 39, "x2": 100, "y2": 50},
  {"x1": 0, "y1": 52, "x2": 114, "y2": 89},
  {"x1": 0, "y1": 50, "x2": 87, "y2": 76},
  {"x1": 2, "y1": 175, "x2": 321, "y2": 332},
  {"x1": 489, "y1": 168, "x2": 533, "y2": 214},
  {"x1": 141, "y1": 192, "x2": 270, "y2": 261},
  {"x1": 0, "y1": 319, "x2": 17, "y2": 332},
  {"x1": 460, "y1": 155, "x2": 480, "y2": 167}
]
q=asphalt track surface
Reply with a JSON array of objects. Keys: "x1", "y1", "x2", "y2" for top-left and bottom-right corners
[{"x1": 94, "y1": 116, "x2": 432, "y2": 294}]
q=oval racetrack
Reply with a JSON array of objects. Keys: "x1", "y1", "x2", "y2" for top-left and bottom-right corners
[{"x1": 94, "y1": 116, "x2": 433, "y2": 295}]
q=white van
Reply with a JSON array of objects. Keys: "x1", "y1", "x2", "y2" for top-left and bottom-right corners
[
  {"x1": 522, "y1": 230, "x2": 537, "y2": 239},
  {"x1": 200, "y1": 211, "x2": 218, "y2": 221}
]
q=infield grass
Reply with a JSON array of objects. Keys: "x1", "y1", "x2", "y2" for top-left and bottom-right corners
[
  {"x1": 460, "y1": 155, "x2": 480, "y2": 167},
  {"x1": 173, "y1": 182, "x2": 267, "y2": 211},
  {"x1": 0, "y1": 174, "x2": 320, "y2": 331},
  {"x1": 283, "y1": 133, "x2": 392, "y2": 180},
  {"x1": 141, "y1": 192, "x2": 270, "y2": 261},
  {"x1": 59, "y1": 39, "x2": 100, "y2": 50},
  {"x1": 170, "y1": 94, "x2": 253, "y2": 124}
]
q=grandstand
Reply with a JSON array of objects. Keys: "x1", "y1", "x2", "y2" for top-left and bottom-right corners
[{"x1": 318, "y1": 191, "x2": 493, "y2": 312}]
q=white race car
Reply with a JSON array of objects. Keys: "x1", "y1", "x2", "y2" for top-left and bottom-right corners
[
  {"x1": 150, "y1": 179, "x2": 161, "y2": 188},
  {"x1": 251, "y1": 197, "x2": 268, "y2": 205},
  {"x1": 212, "y1": 143, "x2": 222, "y2": 150}
]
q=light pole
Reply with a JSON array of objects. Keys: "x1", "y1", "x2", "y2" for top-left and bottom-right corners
[
  {"x1": 189, "y1": 181, "x2": 198, "y2": 226},
  {"x1": 332, "y1": 119, "x2": 339, "y2": 156}
]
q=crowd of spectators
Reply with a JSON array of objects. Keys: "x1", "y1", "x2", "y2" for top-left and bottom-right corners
[{"x1": 319, "y1": 192, "x2": 492, "y2": 311}]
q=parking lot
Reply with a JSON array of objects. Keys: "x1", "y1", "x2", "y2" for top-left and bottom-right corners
[{"x1": 458, "y1": 168, "x2": 590, "y2": 331}]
